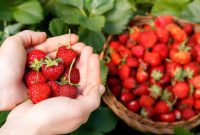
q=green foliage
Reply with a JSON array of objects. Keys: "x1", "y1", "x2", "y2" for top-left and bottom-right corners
[
  {"x1": 100, "y1": 60, "x2": 108, "y2": 85},
  {"x1": 49, "y1": 19, "x2": 68, "y2": 36},
  {"x1": 0, "y1": 111, "x2": 10, "y2": 127},
  {"x1": 174, "y1": 126, "x2": 194, "y2": 135}
]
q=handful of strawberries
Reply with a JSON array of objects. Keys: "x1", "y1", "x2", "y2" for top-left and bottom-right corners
[
  {"x1": 106, "y1": 15, "x2": 200, "y2": 122},
  {"x1": 25, "y1": 32, "x2": 80, "y2": 104}
]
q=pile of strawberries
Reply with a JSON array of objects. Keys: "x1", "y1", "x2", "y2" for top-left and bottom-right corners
[
  {"x1": 106, "y1": 15, "x2": 200, "y2": 122},
  {"x1": 25, "y1": 34, "x2": 79, "y2": 104}
]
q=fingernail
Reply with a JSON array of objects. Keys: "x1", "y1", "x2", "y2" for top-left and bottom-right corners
[{"x1": 99, "y1": 84, "x2": 105, "y2": 95}]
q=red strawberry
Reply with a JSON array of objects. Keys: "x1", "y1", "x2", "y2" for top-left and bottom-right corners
[
  {"x1": 129, "y1": 26, "x2": 140, "y2": 42},
  {"x1": 184, "y1": 62, "x2": 200, "y2": 77},
  {"x1": 48, "y1": 81, "x2": 59, "y2": 97},
  {"x1": 25, "y1": 71, "x2": 47, "y2": 88},
  {"x1": 183, "y1": 23, "x2": 193, "y2": 36},
  {"x1": 133, "y1": 83, "x2": 149, "y2": 96},
  {"x1": 107, "y1": 77, "x2": 121, "y2": 88},
  {"x1": 118, "y1": 32, "x2": 129, "y2": 44},
  {"x1": 144, "y1": 52, "x2": 162, "y2": 66},
  {"x1": 166, "y1": 62, "x2": 181, "y2": 77},
  {"x1": 154, "y1": 15, "x2": 173, "y2": 28},
  {"x1": 123, "y1": 77, "x2": 136, "y2": 89},
  {"x1": 111, "y1": 85, "x2": 122, "y2": 97},
  {"x1": 154, "y1": 101, "x2": 170, "y2": 114},
  {"x1": 109, "y1": 41, "x2": 121, "y2": 50},
  {"x1": 120, "y1": 92, "x2": 135, "y2": 104},
  {"x1": 131, "y1": 45, "x2": 145, "y2": 58},
  {"x1": 56, "y1": 46, "x2": 77, "y2": 66},
  {"x1": 139, "y1": 31, "x2": 157, "y2": 48},
  {"x1": 59, "y1": 84, "x2": 77, "y2": 99},
  {"x1": 126, "y1": 57, "x2": 139, "y2": 67},
  {"x1": 127, "y1": 100, "x2": 140, "y2": 112},
  {"x1": 194, "y1": 99, "x2": 200, "y2": 110},
  {"x1": 119, "y1": 64, "x2": 130, "y2": 80},
  {"x1": 140, "y1": 107, "x2": 154, "y2": 118},
  {"x1": 126, "y1": 40, "x2": 135, "y2": 49},
  {"x1": 64, "y1": 67, "x2": 80, "y2": 84},
  {"x1": 139, "y1": 95, "x2": 155, "y2": 108},
  {"x1": 29, "y1": 83, "x2": 51, "y2": 104},
  {"x1": 160, "y1": 74, "x2": 171, "y2": 85},
  {"x1": 189, "y1": 75, "x2": 200, "y2": 89},
  {"x1": 159, "y1": 113, "x2": 176, "y2": 123},
  {"x1": 106, "y1": 62, "x2": 118, "y2": 76},
  {"x1": 136, "y1": 66, "x2": 149, "y2": 83},
  {"x1": 152, "y1": 43, "x2": 169, "y2": 59},
  {"x1": 110, "y1": 51, "x2": 121, "y2": 65},
  {"x1": 118, "y1": 45, "x2": 132, "y2": 58},
  {"x1": 179, "y1": 96, "x2": 194, "y2": 110},
  {"x1": 194, "y1": 45, "x2": 200, "y2": 63},
  {"x1": 149, "y1": 84, "x2": 162, "y2": 99},
  {"x1": 181, "y1": 108, "x2": 195, "y2": 120},
  {"x1": 27, "y1": 49, "x2": 46, "y2": 71},
  {"x1": 172, "y1": 82, "x2": 190, "y2": 99},
  {"x1": 193, "y1": 89, "x2": 200, "y2": 99},
  {"x1": 188, "y1": 32, "x2": 200, "y2": 47},
  {"x1": 42, "y1": 57, "x2": 64, "y2": 81},
  {"x1": 173, "y1": 109, "x2": 182, "y2": 120},
  {"x1": 155, "y1": 28, "x2": 170, "y2": 43}
]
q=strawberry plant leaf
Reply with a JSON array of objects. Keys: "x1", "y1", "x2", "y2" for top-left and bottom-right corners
[
  {"x1": 151, "y1": 0, "x2": 190, "y2": 17},
  {"x1": 85, "y1": 0, "x2": 114, "y2": 16},
  {"x1": 100, "y1": 60, "x2": 108, "y2": 85},
  {"x1": 58, "y1": 0, "x2": 84, "y2": 10},
  {"x1": 80, "y1": 16, "x2": 105, "y2": 32},
  {"x1": 174, "y1": 126, "x2": 194, "y2": 135},
  {"x1": 0, "y1": 1, "x2": 14, "y2": 21},
  {"x1": 4, "y1": 23, "x2": 23, "y2": 37},
  {"x1": 78, "y1": 27, "x2": 105, "y2": 53},
  {"x1": 0, "y1": 111, "x2": 9, "y2": 127},
  {"x1": 103, "y1": 0, "x2": 132, "y2": 34},
  {"x1": 13, "y1": 0, "x2": 44, "y2": 24},
  {"x1": 181, "y1": 0, "x2": 200, "y2": 23},
  {"x1": 128, "y1": 0, "x2": 137, "y2": 12},
  {"x1": 49, "y1": 18, "x2": 68, "y2": 36},
  {"x1": 55, "y1": 3, "x2": 86, "y2": 25}
]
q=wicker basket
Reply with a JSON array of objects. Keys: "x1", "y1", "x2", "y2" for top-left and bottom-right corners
[{"x1": 100, "y1": 15, "x2": 200, "y2": 134}]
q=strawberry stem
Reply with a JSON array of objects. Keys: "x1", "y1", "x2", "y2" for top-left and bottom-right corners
[{"x1": 68, "y1": 58, "x2": 76, "y2": 85}]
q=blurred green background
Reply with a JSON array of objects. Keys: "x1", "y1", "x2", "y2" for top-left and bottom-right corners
[{"x1": 1, "y1": 0, "x2": 200, "y2": 134}]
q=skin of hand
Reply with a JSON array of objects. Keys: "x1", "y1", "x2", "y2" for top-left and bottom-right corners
[{"x1": 0, "y1": 30, "x2": 105, "y2": 135}]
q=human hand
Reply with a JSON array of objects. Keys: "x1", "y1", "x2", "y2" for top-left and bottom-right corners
[{"x1": 0, "y1": 30, "x2": 105, "y2": 135}]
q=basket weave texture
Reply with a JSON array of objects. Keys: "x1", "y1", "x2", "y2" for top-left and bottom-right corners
[{"x1": 100, "y1": 15, "x2": 200, "y2": 134}]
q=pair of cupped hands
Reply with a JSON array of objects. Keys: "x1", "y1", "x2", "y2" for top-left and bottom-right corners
[{"x1": 0, "y1": 30, "x2": 105, "y2": 135}]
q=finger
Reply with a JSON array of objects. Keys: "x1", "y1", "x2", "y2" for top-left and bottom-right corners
[
  {"x1": 34, "y1": 34, "x2": 79, "y2": 53},
  {"x1": 46, "y1": 42, "x2": 86, "y2": 59},
  {"x1": 79, "y1": 84, "x2": 105, "y2": 112},
  {"x1": 76, "y1": 46, "x2": 93, "y2": 91}
]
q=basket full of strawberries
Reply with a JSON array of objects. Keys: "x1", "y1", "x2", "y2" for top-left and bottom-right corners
[{"x1": 102, "y1": 15, "x2": 200, "y2": 134}]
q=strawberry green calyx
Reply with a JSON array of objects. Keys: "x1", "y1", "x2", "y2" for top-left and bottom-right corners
[
  {"x1": 149, "y1": 84, "x2": 162, "y2": 99},
  {"x1": 161, "y1": 89, "x2": 172, "y2": 102},
  {"x1": 30, "y1": 58, "x2": 44, "y2": 72},
  {"x1": 60, "y1": 76, "x2": 79, "y2": 87},
  {"x1": 44, "y1": 56, "x2": 62, "y2": 68},
  {"x1": 140, "y1": 108, "x2": 148, "y2": 118},
  {"x1": 174, "y1": 68, "x2": 187, "y2": 82},
  {"x1": 151, "y1": 70, "x2": 163, "y2": 81},
  {"x1": 178, "y1": 39, "x2": 191, "y2": 52},
  {"x1": 185, "y1": 68, "x2": 194, "y2": 79}
]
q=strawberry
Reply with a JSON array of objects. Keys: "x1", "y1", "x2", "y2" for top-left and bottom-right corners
[
  {"x1": 188, "y1": 32, "x2": 200, "y2": 47},
  {"x1": 120, "y1": 92, "x2": 135, "y2": 104},
  {"x1": 27, "y1": 49, "x2": 46, "y2": 71},
  {"x1": 107, "y1": 77, "x2": 121, "y2": 89},
  {"x1": 122, "y1": 77, "x2": 136, "y2": 89},
  {"x1": 127, "y1": 100, "x2": 140, "y2": 112},
  {"x1": 110, "y1": 51, "x2": 121, "y2": 65},
  {"x1": 159, "y1": 113, "x2": 176, "y2": 123},
  {"x1": 118, "y1": 32, "x2": 129, "y2": 44},
  {"x1": 129, "y1": 26, "x2": 140, "y2": 42},
  {"x1": 139, "y1": 95, "x2": 155, "y2": 108},
  {"x1": 139, "y1": 30, "x2": 157, "y2": 48},
  {"x1": 149, "y1": 84, "x2": 162, "y2": 99},
  {"x1": 126, "y1": 57, "x2": 139, "y2": 67},
  {"x1": 181, "y1": 108, "x2": 195, "y2": 120},
  {"x1": 111, "y1": 85, "x2": 122, "y2": 97},
  {"x1": 28, "y1": 83, "x2": 51, "y2": 104},
  {"x1": 172, "y1": 82, "x2": 190, "y2": 99},
  {"x1": 48, "y1": 81, "x2": 59, "y2": 97},
  {"x1": 193, "y1": 45, "x2": 200, "y2": 63},
  {"x1": 144, "y1": 52, "x2": 162, "y2": 66},
  {"x1": 193, "y1": 89, "x2": 200, "y2": 99},
  {"x1": 59, "y1": 84, "x2": 77, "y2": 99},
  {"x1": 166, "y1": 62, "x2": 181, "y2": 77},
  {"x1": 131, "y1": 45, "x2": 145, "y2": 58},
  {"x1": 154, "y1": 15, "x2": 173, "y2": 28},
  {"x1": 155, "y1": 28, "x2": 170, "y2": 43},
  {"x1": 106, "y1": 62, "x2": 118, "y2": 76},
  {"x1": 152, "y1": 43, "x2": 169, "y2": 59},
  {"x1": 64, "y1": 67, "x2": 80, "y2": 84},
  {"x1": 160, "y1": 74, "x2": 171, "y2": 85},
  {"x1": 109, "y1": 41, "x2": 121, "y2": 50},
  {"x1": 184, "y1": 62, "x2": 200, "y2": 77},
  {"x1": 140, "y1": 107, "x2": 154, "y2": 118},
  {"x1": 25, "y1": 71, "x2": 47, "y2": 88},
  {"x1": 183, "y1": 23, "x2": 193, "y2": 36},
  {"x1": 173, "y1": 109, "x2": 182, "y2": 120},
  {"x1": 133, "y1": 83, "x2": 149, "y2": 96},
  {"x1": 41, "y1": 57, "x2": 64, "y2": 81},
  {"x1": 189, "y1": 75, "x2": 200, "y2": 89},
  {"x1": 194, "y1": 99, "x2": 200, "y2": 110},
  {"x1": 178, "y1": 96, "x2": 194, "y2": 110},
  {"x1": 56, "y1": 46, "x2": 77, "y2": 66},
  {"x1": 119, "y1": 64, "x2": 130, "y2": 80},
  {"x1": 154, "y1": 101, "x2": 171, "y2": 114},
  {"x1": 118, "y1": 45, "x2": 132, "y2": 58},
  {"x1": 136, "y1": 66, "x2": 149, "y2": 83},
  {"x1": 126, "y1": 40, "x2": 135, "y2": 49}
]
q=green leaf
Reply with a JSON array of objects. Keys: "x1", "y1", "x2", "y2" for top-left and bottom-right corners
[
  {"x1": 49, "y1": 19, "x2": 68, "y2": 36},
  {"x1": 0, "y1": 1, "x2": 14, "y2": 21},
  {"x1": 152, "y1": 0, "x2": 190, "y2": 17},
  {"x1": 58, "y1": 0, "x2": 83, "y2": 10},
  {"x1": 13, "y1": 0, "x2": 44, "y2": 24},
  {"x1": 0, "y1": 111, "x2": 9, "y2": 127},
  {"x1": 103, "y1": 0, "x2": 132, "y2": 34},
  {"x1": 174, "y1": 126, "x2": 194, "y2": 135},
  {"x1": 4, "y1": 23, "x2": 23, "y2": 37},
  {"x1": 85, "y1": 0, "x2": 114, "y2": 16},
  {"x1": 85, "y1": 107, "x2": 117, "y2": 133},
  {"x1": 128, "y1": 0, "x2": 137, "y2": 12},
  {"x1": 78, "y1": 27, "x2": 105, "y2": 53},
  {"x1": 181, "y1": 0, "x2": 200, "y2": 23},
  {"x1": 71, "y1": 129, "x2": 104, "y2": 135},
  {"x1": 55, "y1": 3, "x2": 86, "y2": 25},
  {"x1": 80, "y1": 16, "x2": 105, "y2": 32},
  {"x1": 100, "y1": 60, "x2": 108, "y2": 85}
]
